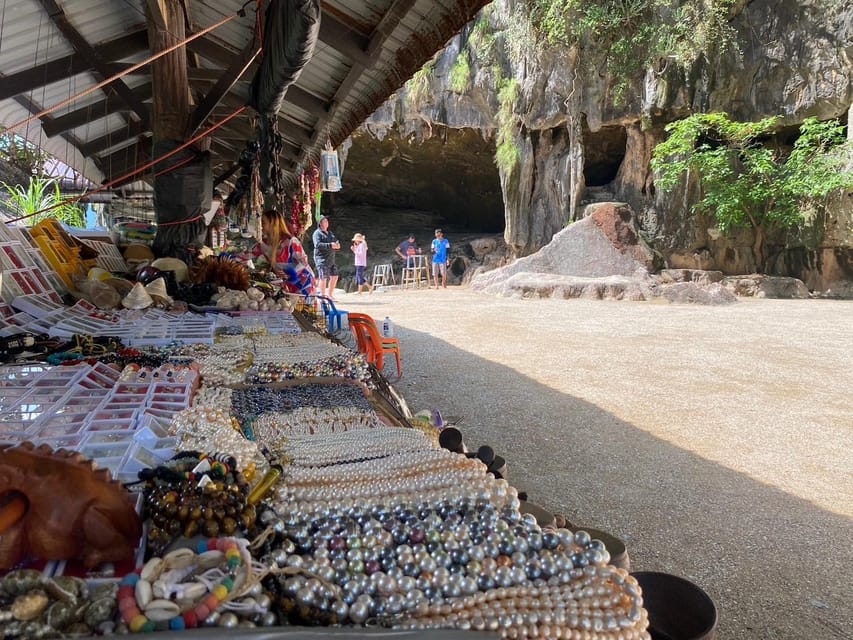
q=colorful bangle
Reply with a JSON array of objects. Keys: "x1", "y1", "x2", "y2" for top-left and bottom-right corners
[{"x1": 118, "y1": 537, "x2": 244, "y2": 633}]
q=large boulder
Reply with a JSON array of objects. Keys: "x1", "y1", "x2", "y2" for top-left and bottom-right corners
[{"x1": 471, "y1": 203, "x2": 657, "y2": 298}]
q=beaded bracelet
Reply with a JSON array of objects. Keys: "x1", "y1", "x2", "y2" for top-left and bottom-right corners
[{"x1": 118, "y1": 537, "x2": 243, "y2": 633}]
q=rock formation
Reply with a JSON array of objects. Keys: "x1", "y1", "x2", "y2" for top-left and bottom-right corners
[{"x1": 337, "y1": 0, "x2": 853, "y2": 294}]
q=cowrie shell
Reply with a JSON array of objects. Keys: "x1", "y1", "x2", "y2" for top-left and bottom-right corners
[
  {"x1": 196, "y1": 550, "x2": 224, "y2": 569},
  {"x1": 134, "y1": 580, "x2": 152, "y2": 608},
  {"x1": 163, "y1": 548, "x2": 195, "y2": 570},
  {"x1": 180, "y1": 582, "x2": 207, "y2": 601},
  {"x1": 140, "y1": 558, "x2": 163, "y2": 582},
  {"x1": 144, "y1": 599, "x2": 180, "y2": 621}
]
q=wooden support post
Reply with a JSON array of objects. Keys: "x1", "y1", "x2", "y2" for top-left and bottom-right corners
[
  {"x1": 147, "y1": 0, "x2": 190, "y2": 143},
  {"x1": 146, "y1": 0, "x2": 211, "y2": 260}
]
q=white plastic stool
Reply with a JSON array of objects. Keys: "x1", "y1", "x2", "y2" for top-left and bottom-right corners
[{"x1": 371, "y1": 263, "x2": 395, "y2": 287}]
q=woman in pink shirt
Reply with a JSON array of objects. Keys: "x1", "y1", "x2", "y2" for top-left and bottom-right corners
[{"x1": 350, "y1": 233, "x2": 373, "y2": 294}]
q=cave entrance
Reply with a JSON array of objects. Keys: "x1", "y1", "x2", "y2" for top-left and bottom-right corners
[
  {"x1": 336, "y1": 126, "x2": 505, "y2": 234},
  {"x1": 583, "y1": 124, "x2": 627, "y2": 187}
]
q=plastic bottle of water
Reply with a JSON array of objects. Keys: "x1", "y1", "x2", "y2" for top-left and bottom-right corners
[{"x1": 382, "y1": 316, "x2": 394, "y2": 338}]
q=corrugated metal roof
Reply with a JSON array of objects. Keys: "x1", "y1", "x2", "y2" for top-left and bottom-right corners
[{"x1": 0, "y1": 0, "x2": 490, "y2": 198}]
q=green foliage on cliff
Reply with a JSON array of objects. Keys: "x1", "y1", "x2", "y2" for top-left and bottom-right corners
[
  {"x1": 495, "y1": 78, "x2": 522, "y2": 192},
  {"x1": 405, "y1": 64, "x2": 435, "y2": 111},
  {"x1": 522, "y1": 0, "x2": 739, "y2": 103},
  {"x1": 449, "y1": 52, "x2": 471, "y2": 94},
  {"x1": 652, "y1": 113, "x2": 853, "y2": 270}
]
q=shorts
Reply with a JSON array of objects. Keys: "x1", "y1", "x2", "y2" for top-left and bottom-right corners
[
  {"x1": 317, "y1": 264, "x2": 339, "y2": 279},
  {"x1": 432, "y1": 262, "x2": 447, "y2": 276},
  {"x1": 355, "y1": 265, "x2": 367, "y2": 285}
]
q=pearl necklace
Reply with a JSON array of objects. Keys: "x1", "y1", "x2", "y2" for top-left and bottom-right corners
[
  {"x1": 391, "y1": 567, "x2": 649, "y2": 640},
  {"x1": 282, "y1": 428, "x2": 435, "y2": 467}
]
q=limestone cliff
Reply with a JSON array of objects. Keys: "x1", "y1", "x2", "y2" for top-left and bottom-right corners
[{"x1": 339, "y1": 0, "x2": 853, "y2": 292}]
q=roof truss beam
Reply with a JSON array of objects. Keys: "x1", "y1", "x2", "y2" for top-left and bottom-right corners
[
  {"x1": 37, "y1": 0, "x2": 149, "y2": 127},
  {"x1": 41, "y1": 84, "x2": 152, "y2": 138},
  {"x1": 0, "y1": 29, "x2": 148, "y2": 102},
  {"x1": 188, "y1": 40, "x2": 262, "y2": 136},
  {"x1": 318, "y1": 11, "x2": 371, "y2": 68}
]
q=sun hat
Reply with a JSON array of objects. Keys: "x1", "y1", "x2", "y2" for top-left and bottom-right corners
[
  {"x1": 352, "y1": 233, "x2": 365, "y2": 242},
  {"x1": 151, "y1": 257, "x2": 189, "y2": 283}
]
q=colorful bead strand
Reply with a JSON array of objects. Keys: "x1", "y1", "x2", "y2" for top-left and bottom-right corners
[{"x1": 118, "y1": 537, "x2": 245, "y2": 633}]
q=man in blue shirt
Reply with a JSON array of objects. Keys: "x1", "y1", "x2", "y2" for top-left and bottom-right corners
[{"x1": 430, "y1": 228, "x2": 450, "y2": 289}]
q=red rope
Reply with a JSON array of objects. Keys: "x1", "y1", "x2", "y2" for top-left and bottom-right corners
[
  {"x1": 3, "y1": 11, "x2": 241, "y2": 136},
  {"x1": 158, "y1": 214, "x2": 202, "y2": 227},
  {"x1": 6, "y1": 106, "x2": 247, "y2": 223}
]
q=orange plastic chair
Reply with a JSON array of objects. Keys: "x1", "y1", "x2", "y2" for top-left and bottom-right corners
[{"x1": 347, "y1": 312, "x2": 402, "y2": 378}]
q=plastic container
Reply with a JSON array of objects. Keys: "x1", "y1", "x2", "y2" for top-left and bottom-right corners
[{"x1": 381, "y1": 316, "x2": 394, "y2": 338}]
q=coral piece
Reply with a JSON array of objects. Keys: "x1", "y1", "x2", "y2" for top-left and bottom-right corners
[
  {"x1": 0, "y1": 442, "x2": 142, "y2": 570},
  {"x1": 192, "y1": 256, "x2": 251, "y2": 291}
]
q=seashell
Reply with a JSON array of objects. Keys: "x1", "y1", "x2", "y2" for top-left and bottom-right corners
[
  {"x1": 163, "y1": 547, "x2": 195, "y2": 570},
  {"x1": 197, "y1": 550, "x2": 224, "y2": 569},
  {"x1": 152, "y1": 579, "x2": 168, "y2": 599},
  {"x1": 135, "y1": 579, "x2": 152, "y2": 608},
  {"x1": 11, "y1": 590, "x2": 49, "y2": 620},
  {"x1": 46, "y1": 600, "x2": 76, "y2": 629},
  {"x1": 144, "y1": 277, "x2": 173, "y2": 306},
  {"x1": 140, "y1": 557, "x2": 163, "y2": 582},
  {"x1": 122, "y1": 281, "x2": 153, "y2": 309},
  {"x1": 67, "y1": 622, "x2": 91, "y2": 635},
  {"x1": 179, "y1": 581, "x2": 208, "y2": 601},
  {"x1": 83, "y1": 596, "x2": 116, "y2": 628},
  {"x1": 46, "y1": 575, "x2": 85, "y2": 602},
  {"x1": 144, "y1": 599, "x2": 180, "y2": 621},
  {"x1": 88, "y1": 582, "x2": 116, "y2": 601},
  {"x1": 157, "y1": 567, "x2": 194, "y2": 595}
]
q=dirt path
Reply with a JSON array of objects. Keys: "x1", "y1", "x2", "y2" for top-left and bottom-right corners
[{"x1": 334, "y1": 286, "x2": 853, "y2": 640}]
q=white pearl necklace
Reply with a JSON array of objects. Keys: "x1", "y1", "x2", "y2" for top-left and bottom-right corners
[{"x1": 282, "y1": 428, "x2": 435, "y2": 466}]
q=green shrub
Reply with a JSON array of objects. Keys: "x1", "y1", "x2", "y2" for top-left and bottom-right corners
[{"x1": 2, "y1": 176, "x2": 86, "y2": 227}]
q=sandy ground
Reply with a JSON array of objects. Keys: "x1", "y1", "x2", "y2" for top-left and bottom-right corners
[{"x1": 332, "y1": 285, "x2": 853, "y2": 640}]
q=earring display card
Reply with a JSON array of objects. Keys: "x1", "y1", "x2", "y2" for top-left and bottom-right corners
[
  {"x1": 11, "y1": 294, "x2": 65, "y2": 318},
  {"x1": 0, "y1": 242, "x2": 30, "y2": 269}
]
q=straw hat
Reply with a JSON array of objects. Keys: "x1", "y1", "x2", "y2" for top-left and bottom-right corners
[
  {"x1": 144, "y1": 277, "x2": 173, "y2": 306},
  {"x1": 124, "y1": 244, "x2": 155, "y2": 261},
  {"x1": 151, "y1": 257, "x2": 189, "y2": 283},
  {"x1": 122, "y1": 281, "x2": 154, "y2": 309},
  {"x1": 351, "y1": 233, "x2": 365, "y2": 242}
]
